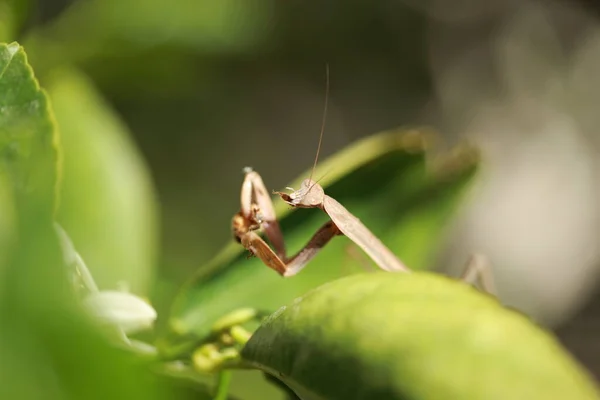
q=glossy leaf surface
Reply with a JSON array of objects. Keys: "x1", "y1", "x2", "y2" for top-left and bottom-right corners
[{"x1": 242, "y1": 272, "x2": 600, "y2": 400}]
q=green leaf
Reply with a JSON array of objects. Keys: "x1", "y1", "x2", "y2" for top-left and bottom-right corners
[
  {"x1": 47, "y1": 68, "x2": 159, "y2": 294},
  {"x1": 0, "y1": 42, "x2": 58, "y2": 216},
  {"x1": 0, "y1": 41, "x2": 61, "y2": 306},
  {"x1": 168, "y1": 128, "x2": 477, "y2": 339},
  {"x1": 0, "y1": 42, "x2": 191, "y2": 400},
  {"x1": 0, "y1": 44, "x2": 21, "y2": 277},
  {"x1": 0, "y1": 41, "x2": 57, "y2": 301},
  {"x1": 242, "y1": 272, "x2": 600, "y2": 400}
]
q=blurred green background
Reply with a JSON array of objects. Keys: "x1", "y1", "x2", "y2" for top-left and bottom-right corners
[{"x1": 4, "y1": 0, "x2": 600, "y2": 397}]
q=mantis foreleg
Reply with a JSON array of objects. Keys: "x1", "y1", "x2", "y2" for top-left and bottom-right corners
[{"x1": 232, "y1": 168, "x2": 342, "y2": 277}]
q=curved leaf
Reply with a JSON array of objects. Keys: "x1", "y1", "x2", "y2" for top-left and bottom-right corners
[
  {"x1": 48, "y1": 68, "x2": 159, "y2": 294},
  {"x1": 169, "y1": 128, "x2": 477, "y2": 338},
  {"x1": 242, "y1": 272, "x2": 599, "y2": 400},
  {"x1": 0, "y1": 42, "x2": 58, "y2": 216}
]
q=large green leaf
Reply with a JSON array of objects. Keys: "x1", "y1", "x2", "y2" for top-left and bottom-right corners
[
  {"x1": 168, "y1": 128, "x2": 477, "y2": 339},
  {"x1": 48, "y1": 68, "x2": 159, "y2": 294},
  {"x1": 242, "y1": 272, "x2": 599, "y2": 400},
  {"x1": 0, "y1": 42, "x2": 185, "y2": 400}
]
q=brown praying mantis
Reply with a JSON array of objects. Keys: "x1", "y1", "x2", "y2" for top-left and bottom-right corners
[
  {"x1": 232, "y1": 167, "x2": 494, "y2": 293},
  {"x1": 231, "y1": 68, "x2": 495, "y2": 294}
]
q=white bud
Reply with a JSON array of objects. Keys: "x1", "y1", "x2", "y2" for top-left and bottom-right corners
[{"x1": 84, "y1": 290, "x2": 157, "y2": 334}]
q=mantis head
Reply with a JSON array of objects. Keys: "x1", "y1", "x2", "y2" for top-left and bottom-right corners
[{"x1": 276, "y1": 179, "x2": 325, "y2": 208}]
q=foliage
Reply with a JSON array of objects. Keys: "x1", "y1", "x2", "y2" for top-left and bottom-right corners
[
  {"x1": 0, "y1": 1, "x2": 599, "y2": 399},
  {"x1": 243, "y1": 273, "x2": 599, "y2": 400},
  {"x1": 0, "y1": 41, "x2": 205, "y2": 400}
]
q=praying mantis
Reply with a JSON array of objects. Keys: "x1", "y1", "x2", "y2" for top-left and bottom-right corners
[
  {"x1": 232, "y1": 68, "x2": 494, "y2": 293},
  {"x1": 232, "y1": 166, "x2": 494, "y2": 293}
]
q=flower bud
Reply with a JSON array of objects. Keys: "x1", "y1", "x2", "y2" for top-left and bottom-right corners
[{"x1": 84, "y1": 290, "x2": 157, "y2": 334}]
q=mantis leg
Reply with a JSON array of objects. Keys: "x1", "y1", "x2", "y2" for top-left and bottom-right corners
[
  {"x1": 240, "y1": 168, "x2": 286, "y2": 258},
  {"x1": 239, "y1": 220, "x2": 342, "y2": 277},
  {"x1": 235, "y1": 168, "x2": 342, "y2": 277},
  {"x1": 459, "y1": 253, "x2": 497, "y2": 296}
]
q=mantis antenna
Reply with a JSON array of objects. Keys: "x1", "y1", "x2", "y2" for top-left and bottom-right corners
[{"x1": 308, "y1": 63, "x2": 330, "y2": 185}]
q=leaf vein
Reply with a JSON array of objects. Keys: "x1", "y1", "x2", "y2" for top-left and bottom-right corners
[{"x1": 0, "y1": 44, "x2": 17, "y2": 82}]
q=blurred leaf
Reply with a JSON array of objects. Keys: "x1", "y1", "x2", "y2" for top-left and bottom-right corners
[
  {"x1": 47, "y1": 68, "x2": 159, "y2": 294},
  {"x1": 0, "y1": 173, "x2": 15, "y2": 280},
  {"x1": 157, "y1": 365, "x2": 247, "y2": 400},
  {"x1": 0, "y1": 3, "x2": 15, "y2": 42},
  {"x1": 242, "y1": 272, "x2": 600, "y2": 400},
  {"x1": 24, "y1": 0, "x2": 272, "y2": 73},
  {"x1": 0, "y1": 0, "x2": 31, "y2": 42},
  {"x1": 91, "y1": 0, "x2": 271, "y2": 50},
  {"x1": 0, "y1": 42, "x2": 203, "y2": 400},
  {"x1": 168, "y1": 128, "x2": 478, "y2": 339}
]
